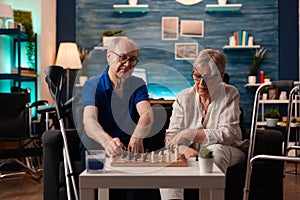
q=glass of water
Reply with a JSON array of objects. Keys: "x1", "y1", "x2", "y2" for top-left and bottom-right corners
[{"x1": 85, "y1": 150, "x2": 106, "y2": 173}]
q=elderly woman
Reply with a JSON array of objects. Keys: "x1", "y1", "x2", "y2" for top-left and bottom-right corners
[{"x1": 160, "y1": 49, "x2": 247, "y2": 200}]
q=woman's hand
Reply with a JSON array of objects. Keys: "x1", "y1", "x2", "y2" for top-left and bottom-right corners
[
  {"x1": 166, "y1": 129, "x2": 197, "y2": 150},
  {"x1": 178, "y1": 145, "x2": 199, "y2": 159}
]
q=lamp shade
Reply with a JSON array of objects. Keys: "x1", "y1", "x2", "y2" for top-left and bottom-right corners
[
  {"x1": 0, "y1": 3, "x2": 13, "y2": 18},
  {"x1": 55, "y1": 42, "x2": 82, "y2": 69}
]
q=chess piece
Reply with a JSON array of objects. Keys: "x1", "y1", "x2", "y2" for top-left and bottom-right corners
[
  {"x1": 151, "y1": 151, "x2": 155, "y2": 163},
  {"x1": 158, "y1": 151, "x2": 163, "y2": 163},
  {"x1": 174, "y1": 145, "x2": 178, "y2": 163},
  {"x1": 129, "y1": 152, "x2": 134, "y2": 160},
  {"x1": 143, "y1": 153, "x2": 147, "y2": 162},
  {"x1": 166, "y1": 150, "x2": 170, "y2": 163}
]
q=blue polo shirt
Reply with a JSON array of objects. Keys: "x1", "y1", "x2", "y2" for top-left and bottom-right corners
[{"x1": 82, "y1": 67, "x2": 149, "y2": 145}]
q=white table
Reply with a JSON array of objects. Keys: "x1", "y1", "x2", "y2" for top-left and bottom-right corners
[{"x1": 79, "y1": 158, "x2": 225, "y2": 200}]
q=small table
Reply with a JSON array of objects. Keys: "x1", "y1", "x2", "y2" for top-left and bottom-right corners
[{"x1": 79, "y1": 158, "x2": 225, "y2": 200}]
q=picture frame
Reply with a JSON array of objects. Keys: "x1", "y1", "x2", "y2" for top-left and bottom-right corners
[
  {"x1": 180, "y1": 20, "x2": 204, "y2": 37},
  {"x1": 161, "y1": 17, "x2": 179, "y2": 40},
  {"x1": 175, "y1": 43, "x2": 198, "y2": 60},
  {"x1": 267, "y1": 88, "x2": 278, "y2": 100}
]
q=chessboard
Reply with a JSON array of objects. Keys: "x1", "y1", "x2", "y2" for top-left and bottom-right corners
[{"x1": 110, "y1": 151, "x2": 188, "y2": 167}]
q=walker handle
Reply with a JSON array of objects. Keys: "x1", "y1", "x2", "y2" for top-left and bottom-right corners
[{"x1": 271, "y1": 80, "x2": 294, "y2": 88}]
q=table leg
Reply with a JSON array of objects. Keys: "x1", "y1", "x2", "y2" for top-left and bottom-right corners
[
  {"x1": 80, "y1": 188, "x2": 95, "y2": 200},
  {"x1": 199, "y1": 189, "x2": 224, "y2": 200},
  {"x1": 199, "y1": 189, "x2": 209, "y2": 200},
  {"x1": 98, "y1": 188, "x2": 109, "y2": 200},
  {"x1": 211, "y1": 189, "x2": 224, "y2": 200}
]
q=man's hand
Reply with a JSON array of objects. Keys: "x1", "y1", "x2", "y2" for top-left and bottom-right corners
[
  {"x1": 166, "y1": 129, "x2": 197, "y2": 150},
  {"x1": 103, "y1": 138, "x2": 124, "y2": 156},
  {"x1": 128, "y1": 136, "x2": 144, "y2": 153}
]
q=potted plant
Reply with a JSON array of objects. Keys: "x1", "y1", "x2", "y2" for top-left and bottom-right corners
[
  {"x1": 13, "y1": 10, "x2": 35, "y2": 69},
  {"x1": 198, "y1": 147, "x2": 214, "y2": 173},
  {"x1": 248, "y1": 47, "x2": 267, "y2": 84},
  {"x1": 264, "y1": 108, "x2": 280, "y2": 127},
  {"x1": 264, "y1": 75, "x2": 271, "y2": 83},
  {"x1": 102, "y1": 30, "x2": 126, "y2": 47}
]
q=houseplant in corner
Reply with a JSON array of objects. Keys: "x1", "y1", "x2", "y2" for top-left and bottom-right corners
[
  {"x1": 248, "y1": 47, "x2": 267, "y2": 84},
  {"x1": 198, "y1": 147, "x2": 214, "y2": 173},
  {"x1": 264, "y1": 108, "x2": 280, "y2": 127}
]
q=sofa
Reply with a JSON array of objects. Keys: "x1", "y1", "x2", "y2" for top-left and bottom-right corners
[{"x1": 42, "y1": 105, "x2": 284, "y2": 200}]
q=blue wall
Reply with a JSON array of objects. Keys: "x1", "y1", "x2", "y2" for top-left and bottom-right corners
[{"x1": 75, "y1": 0, "x2": 279, "y2": 124}]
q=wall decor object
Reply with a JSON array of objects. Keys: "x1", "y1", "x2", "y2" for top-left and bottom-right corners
[
  {"x1": 267, "y1": 88, "x2": 278, "y2": 100},
  {"x1": 0, "y1": 3, "x2": 13, "y2": 29},
  {"x1": 13, "y1": 10, "x2": 35, "y2": 68},
  {"x1": 175, "y1": 43, "x2": 198, "y2": 60},
  {"x1": 180, "y1": 20, "x2": 204, "y2": 37},
  {"x1": 176, "y1": 0, "x2": 203, "y2": 6},
  {"x1": 161, "y1": 17, "x2": 178, "y2": 40}
]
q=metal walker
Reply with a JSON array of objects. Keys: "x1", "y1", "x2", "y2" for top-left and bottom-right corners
[{"x1": 243, "y1": 80, "x2": 300, "y2": 200}]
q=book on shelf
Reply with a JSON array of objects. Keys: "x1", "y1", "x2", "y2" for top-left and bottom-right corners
[
  {"x1": 232, "y1": 29, "x2": 250, "y2": 46},
  {"x1": 238, "y1": 28, "x2": 242, "y2": 46}
]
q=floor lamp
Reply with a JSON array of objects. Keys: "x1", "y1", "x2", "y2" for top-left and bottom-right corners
[{"x1": 55, "y1": 42, "x2": 82, "y2": 101}]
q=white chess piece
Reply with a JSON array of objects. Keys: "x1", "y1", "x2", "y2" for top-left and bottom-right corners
[
  {"x1": 166, "y1": 150, "x2": 170, "y2": 163},
  {"x1": 151, "y1": 151, "x2": 155, "y2": 163}
]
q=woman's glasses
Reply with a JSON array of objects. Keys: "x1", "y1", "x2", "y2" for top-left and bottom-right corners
[{"x1": 191, "y1": 71, "x2": 218, "y2": 81}]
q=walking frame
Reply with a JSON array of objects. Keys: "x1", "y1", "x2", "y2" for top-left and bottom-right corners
[{"x1": 243, "y1": 80, "x2": 300, "y2": 200}]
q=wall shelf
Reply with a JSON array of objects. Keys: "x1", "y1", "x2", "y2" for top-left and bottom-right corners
[
  {"x1": 205, "y1": 4, "x2": 242, "y2": 12},
  {"x1": 244, "y1": 83, "x2": 261, "y2": 87},
  {"x1": 222, "y1": 45, "x2": 261, "y2": 50},
  {"x1": 0, "y1": 27, "x2": 38, "y2": 102},
  {"x1": 113, "y1": 4, "x2": 149, "y2": 14},
  {"x1": 94, "y1": 46, "x2": 107, "y2": 51}
]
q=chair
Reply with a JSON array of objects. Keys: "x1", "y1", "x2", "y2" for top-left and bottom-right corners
[
  {"x1": 0, "y1": 89, "x2": 47, "y2": 179},
  {"x1": 243, "y1": 81, "x2": 300, "y2": 200}
]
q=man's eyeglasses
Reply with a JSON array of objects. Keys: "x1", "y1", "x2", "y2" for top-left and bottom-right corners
[
  {"x1": 191, "y1": 71, "x2": 218, "y2": 81},
  {"x1": 111, "y1": 51, "x2": 139, "y2": 66}
]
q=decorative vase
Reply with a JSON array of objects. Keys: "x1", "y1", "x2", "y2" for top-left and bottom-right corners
[
  {"x1": 248, "y1": 76, "x2": 257, "y2": 84},
  {"x1": 266, "y1": 118, "x2": 278, "y2": 127},
  {"x1": 128, "y1": 0, "x2": 138, "y2": 5},
  {"x1": 199, "y1": 157, "x2": 213, "y2": 173}
]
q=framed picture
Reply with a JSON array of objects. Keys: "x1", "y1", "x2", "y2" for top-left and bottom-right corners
[
  {"x1": 180, "y1": 20, "x2": 204, "y2": 37},
  {"x1": 267, "y1": 88, "x2": 278, "y2": 100},
  {"x1": 175, "y1": 43, "x2": 198, "y2": 60},
  {"x1": 161, "y1": 17, "x2": 179, "y2": 40}
]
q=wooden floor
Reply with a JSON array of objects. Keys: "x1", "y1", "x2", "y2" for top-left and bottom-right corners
[{"x1": 0, "y1": 162, "x2": 299, "y2": 200}]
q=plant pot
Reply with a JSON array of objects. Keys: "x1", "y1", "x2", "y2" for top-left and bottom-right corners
[
  {"x1": 266, "y1": 118, "x2": 278, "y2": 127},
  {"x1": 198, "y1": 157, "x2": 213, "y2": 173},
  {"x1": 128, "y1": 0, "x2": 138, "y2": 6},
  {"x1": 102, "y1": 36, "x2": 127, "y2": 47},
  {"x1": 218, "y1": 0, "x2": 227, "y2": 5},
  {"x1": 248, "y1": 76, "x2": 257, "y2": 84}
]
